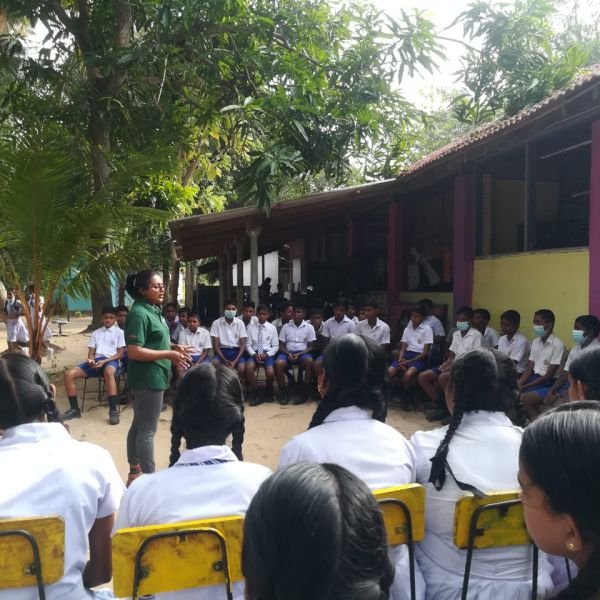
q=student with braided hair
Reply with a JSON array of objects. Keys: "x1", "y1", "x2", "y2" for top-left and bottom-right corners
[
  {"x1": 410, "y1": 348, "x2": 555, "y2": 599},
  {"x1": 519, "y1": 401, "x2": 600, "y2": 600},
  {"x1": 279, "y1": 333, "x2": 423, "y2": 600},
  {"x1": 0, "y1": 354, "x2": 124, "y2": 600},
  {"x1": 243, "y1": 462, "x2": 394, "y2": 600},
  {"x1": 114, "y1": 362, "x2": 271, "y2": 600}
]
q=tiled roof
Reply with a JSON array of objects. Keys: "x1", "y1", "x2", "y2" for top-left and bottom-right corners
[{"x1": 398, "y1": 65, "x2": 600, "y2": 178}]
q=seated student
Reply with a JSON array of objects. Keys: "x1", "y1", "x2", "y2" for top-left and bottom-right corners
[
  {"x1": 114, "y1": 363, "x2": 272, "y2": 600},
  {"x1": 176, "y1": 312, "x2": 212, "y2": 376},
  {"x1": 170, "y1": 306, "x2": 190, "y2": 343},
  {"x1": 358, "y1": 306, "x2": 366, "y2": 321},
  {"x1": 0, "y1": 354, "x2": 124, "y2": 600},
  {"x1": 519, "y1": 401, "x2": 600, "y2": 599},
  {"x1": 418, "y1": 306, "x2": 483, "y2": 422},
  {"x1": 115, "y1": 304, "x2": 129, "y2": 330},
  {"x1": 308, "y1": 309, "x2": 326, "y2": 355},
  {"x1": 497, "y1": 309, "x2": 531, "y2": 375},
  {"x1": 209, "y1": 299, "x2": 247, "y2": 375},
  {"x1": 240, "y1": 300, "x2": 259, "y2": 328},
  {"x1": 3, "y1": 287, "x2": 24, "y2": 353},
  {"x1": 346, "y1": 299, "x2": 359, "y2": 324},
  {"x1": 568, "y1": 347, "x2": 600, "y2": 401},
  {"x1": 356, "y1": 300, "x2": 391, "y2": 352},
  {"x1": 388, "y1": 305, "x2": 432, "y2": 392},
  {"x1": 473, "y1": 307, "x2": 500, "y2": 348},
  {"x1": 271, "y1": 301, "x2": 293, "y2": 334},
  {"x1": 526, "y1": 314, "x2": 600, "y2": 417},
  {"x1": 245, "y1": 304, "x2": 279, "y2": 406},
  {"x1": 518, "y1": 309, "x2": 565, "y2": 420},
  {"x1": 62, "y1": 306, "x2": 125, "y2": 425},
  {"x1": 242, "y1": 462, "x2": 394, "y2": 600},
  {"x1": 418, "y1": 298, "x2": 446, "y2": 365},
  {"x1": 163, "y1": 302, "x2": 180, "y2": 341},
  {"x1": 279, "y1": 334, "x2": 422, "y2": 600},
  {"x1": 275, "y1": 303, "x2": 316, "y2": 405},
  {"x1": 411, "y1": 348, "x2": 555, "y2": 599}
]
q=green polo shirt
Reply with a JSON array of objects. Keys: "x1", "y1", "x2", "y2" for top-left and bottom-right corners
[{"x1": 125, "y1": 299, "x2": 171, "y2": 390}]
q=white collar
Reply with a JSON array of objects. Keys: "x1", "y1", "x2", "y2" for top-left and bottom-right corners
[
  {"x1": 455, "y1": 411, "x2": 514, "y2": 427},
  {"x1": 539, "y1": 333, "x2": 556, "y2": 345},
  {"x1": 323, "y1": 405, "x2": 371, "y2": 423},
  {"x1": 409, "y1": 321, "x2": 425, "y2": 331},
  {"x1": 331, "y1": 315, "x2": 351, "y2": 324},
  {"x1": 0, "y1": 422, "x2": 70, "y2": 446},
  {"x1": 365, "y1": 318, "x2": 382, "y2": 329},
  {"x1": 174, "y1": 445, "x2": 238, "y2": 466},
  {"x1": 287, "y1": 320, "x2": 307, "y2": 329},
  {"x1": 101, "y1": 324, "x2": 117, "y2": 332}
]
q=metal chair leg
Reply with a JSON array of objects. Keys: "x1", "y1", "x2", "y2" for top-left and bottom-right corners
[{"x1": 0, "y1": 529, "x2": 46, "y2": 600}]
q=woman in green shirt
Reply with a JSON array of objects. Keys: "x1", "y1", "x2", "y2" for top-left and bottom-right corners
[{"x1": 124, "y1": 270, "x2": 190, "y2": 484}]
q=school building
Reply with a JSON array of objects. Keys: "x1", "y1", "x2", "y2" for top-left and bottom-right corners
[{"x1": 170, "y1": 67, "x2": 600, "y2": 343}]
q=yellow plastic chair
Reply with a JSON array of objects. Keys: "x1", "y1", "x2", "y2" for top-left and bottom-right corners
[
  {"x1": 112, "y1": 515, "x2": 244, "y2": 600},
  {"x1": 453, "y1": 491, "x2": 538, "y2": 600},
  {"x1": 374, "y1": 484, "x2": 426, "y2": 600},
  {"x1": 0, "y1": 515, "x2": 65, "y2": 600}
]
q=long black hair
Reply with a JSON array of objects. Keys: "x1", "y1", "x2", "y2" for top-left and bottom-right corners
[
  {"x1": 429, "y1": 347, "x2": 527, "y2": 490},
  {"x1": 309, "y1": 333, "x2": 388, "y2": 428},
  {"x1": 125, "y1": 269, "x2": 160, "y2": 300},
  {"x1": 242, "y1": 462, "x2": 393, "y2": 600},
  {"x1": 520, "y1": 402, "x2": 600, "y2": 599},
  {"x1": 0, "y1": 354, "x2": 61, "y2": 429},
  {"x1": 569, "y1": 348, "x2": 600, "y2": 400},
  {"x1": 169, "y1": 362, "x2": 244, "y2": 466}
]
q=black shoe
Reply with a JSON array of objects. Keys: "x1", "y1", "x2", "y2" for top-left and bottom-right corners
[
  {"x1": 249, "y1": 391, "x2": 264, "y2": 407},
  {"x1": 278, "y1": 389, "x2": 289, "y2": 406},
  {"x1": 292, "y1": 395, "x2": 306, "y2": 405},
  {"x1": 425, "y1": 408, "x2": 450, "y2": 422},
  {"x1": 109, "y1": 410, "x2": 120, "y2": 425},
  {"x1": 264, "y1": 388, "x2": 274, "y2": 402},
  {"x1": 62, "y1": 408, "x2": 81, "y2": 420}
]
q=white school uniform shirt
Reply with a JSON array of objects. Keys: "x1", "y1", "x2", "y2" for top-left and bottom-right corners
[
  {"x1": 246, "y1": 321, "x2": 279, "y2": 357},
  {"x1": 279, "y1": 405, "x2": 423, "y2": 600},
  {"x1": 448, "y1": 327, "x2": 483, "y2": 357},
  {"x1": 564, "y1": 337, "x2": 600, "y2": 372},
  {"x1": 0, "y1": 423, "x2": 124, "y2": 600},
  {"x1": 401, "y1": 322, "x2": 433, "y2": 353},
  {"x1": 411, "y1": 412, "x2": 555, "y2": 600},
  {"x1": 529, "y1": 334, "x2": 565, "y2": 376},
  {"x1": 178, "y1": 327, "x2": 212, "y2": 354},
  {"x1": 171, "y1": 322, "x2": 185, "y2": 342},
  {"x1": 322, "y1": 315, "x2": 357, "y2": 339},
  {"x1": 241, "y1": 315, "x2": 259, "y2": 329},
  {"x1": 423, "y1": 314, "x2": 445, "y2": 338},
  {"x1": 279, "y1": 320, "x2": 316, "y2": 353},
  {"x1": 88, "y1": 323, "x2": 126, "y2": 357},
  {"x1": 209, "y1": 316, "x2": 247, "y2": 348},
  {"x1": 483, "y1": 326, "x2": 500, "y2": 348},
  {"x1": 114, "y1": 445, "x2": 272, "y2": 600},
  {"x1": 497, "y1": 332, "x2": 531, "y2": 374},
  {"x1": 356, "y1": 318, "x2": 391, "y2": 345}
]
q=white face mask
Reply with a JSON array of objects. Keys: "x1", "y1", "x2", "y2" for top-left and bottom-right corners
[
  {"x1": 456, "y1": 321, "x2": 469, "y2": 332},
  {"x1": 224, "y1": 309, "x2": 237, "y2": 319}
]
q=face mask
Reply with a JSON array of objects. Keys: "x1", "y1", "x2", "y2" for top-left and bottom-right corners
[
  {"x1": 224, "y1": 310, "x2": 237, "y2": 319},
  {"x1": 572, "y1": 330, "x2": 587, "y2": 344},
  {"x1": 533, "y1": 325, "x2": 547, "y2": 337},
  {"x1": 456, "y1": 321, "x2": 469, "y2": 332}
]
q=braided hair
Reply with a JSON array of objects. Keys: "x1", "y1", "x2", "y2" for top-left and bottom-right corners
[
  {"x1": 169, "y1": 362, "x2": 244, "y2": 467},
  {"x1": 309, "y1": 334, "x2": 388, "y2": 429},
  {"x1": 0, "y1": 354, "x2": 61, "y2": 429},
  {"x1": 520, "y1": 402, "x2": 600, "y2": 599},
  {"x1": 429, "y1": 348, "x2": 521, "y2": 490},
  {"x1": 242, "y1": 462, "x2": 393, "y2": 600},
  {"x1": 569, "y1": 347, "x2": 600, "y2": 400}
]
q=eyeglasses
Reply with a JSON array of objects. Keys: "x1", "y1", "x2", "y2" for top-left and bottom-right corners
[{"x1": 148, "y1": 284, "x2": 165, "y2": 290}]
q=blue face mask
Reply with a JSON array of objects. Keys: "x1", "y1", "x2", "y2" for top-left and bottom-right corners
[
  {"x1": 572, "y1": 330, "x2": 587, "y2": 344},
  {"x1": 456, "y1": 321, "x2": 469, "y2": 332},
  {"x1": 224, "y1": 309, "x2": 237, "y2": 319},
  {"x1": 533, "y1": 324, "x2": 547, "y2": 337}
]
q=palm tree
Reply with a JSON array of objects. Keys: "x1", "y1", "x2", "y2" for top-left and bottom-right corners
[{"x1": 0, "y1": 127, "x2": 165, "y2": 361}]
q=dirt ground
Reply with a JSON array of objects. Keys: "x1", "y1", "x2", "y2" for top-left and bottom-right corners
[{"x1": 1, "y1": 317, "x2": 433, "y2": 479}]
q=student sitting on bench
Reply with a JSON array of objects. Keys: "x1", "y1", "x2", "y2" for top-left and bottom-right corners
[
  {"x1": 62, "y1": 306, "x2": 125, "y2": 425},
  {"x1": 176, "y1": 312, "x2": 212, "y2": 376}
]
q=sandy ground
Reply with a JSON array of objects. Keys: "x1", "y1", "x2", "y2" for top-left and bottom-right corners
[{"x1": 1, "y1": 317, "x2": 433, "y2": 479}]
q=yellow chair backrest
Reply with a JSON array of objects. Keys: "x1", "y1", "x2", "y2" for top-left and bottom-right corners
[
  {"x1": 453, "y1": 491, "x2": 530, "y2": 549},
  {"x1": 112, "y1": 515, "x2": 244, "y2": 599},
  {"x1": 373, "y1": 484, "x2": 426, "y2": 545},
  {"x1": 0, "y1": 515, "x2": 65, "y2": 590}
]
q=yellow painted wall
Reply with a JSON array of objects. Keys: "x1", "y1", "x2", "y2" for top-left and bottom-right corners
[
  {"x1": 473, "y1": 249, "x2": 589, "y2": 345},
  {"x1": 399, "y1": 291, "x2": 454, "y2": 329}
]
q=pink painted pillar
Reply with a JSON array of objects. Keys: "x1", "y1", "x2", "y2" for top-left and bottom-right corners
[
  {"x1": 453, "y1": 175, "x2": 475, "y2": 310},
  {"x1": 388, "y1": 201, "x2": 405, "y2": 318},
  {"x1": 590, "y1": 121, "x2": 600, "y2": 315}
]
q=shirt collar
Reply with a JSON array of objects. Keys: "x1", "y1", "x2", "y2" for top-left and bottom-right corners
[
  {"x1": 323, "y1": 405, "x2": 371, "y2": 423},
  {"x1": 102, "y1": 324, "x2": 117, "y2": 332},
  {"x1": 333, "y1": 315, "x2": 351, "y2": 325},
  {"x1": 0, "y1": 422, "x2": 70, "y2": 446},
  {"x1": 174, "y1": 445, "x2": 238, "y2": 466},
  {"x1": 137, "y1": 299, "x2": 161, "y2": 315},
  {"x1": 458, "y1": 411, "x2": 515, "y2": 427},
  {"x1": 288, "y1": 320, "x2": 307, "y2": 329}
]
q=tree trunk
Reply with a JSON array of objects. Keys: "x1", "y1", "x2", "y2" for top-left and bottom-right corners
[
  {"x1": 168, "y1": 244, "x2": 180, "y2": 305},
  {"x1": 185, "y1": 262, "x2": 195, "y2": 308},
  {"x1": 0, "y1": 9, "x2": 8, "y2": 35}
]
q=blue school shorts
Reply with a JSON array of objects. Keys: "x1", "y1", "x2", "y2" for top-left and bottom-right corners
[
  {"x1": 214, "y1": 347, "x2": 244, "y2": 363},
  {"x1": 424, "y1": 366, "x2": 442, "y2": 376},
  {"x1": 391, "y1": 351, "x2": 428, "y2": 373},
  {"x1": 246, "y1": 355, "x2": 276, "y2": 368},
  {"x1": 524, "y1": 374, "x2": 568, "y2": 400},
  {"x1": 120, "y1": 351, "x2": 128, "y2": 372},
  {"x1": 191, "y1": 354, "x2": 211, "y2": 365},
  {"x1": 276, "y1": 352, "x2": 313, "y2": 366},
  {"x1": 429, "y1": 348, "x2": 442, "y2": 367},
  {"x1": 78, "y1": 356, "x2": 120, "y2": 377}
]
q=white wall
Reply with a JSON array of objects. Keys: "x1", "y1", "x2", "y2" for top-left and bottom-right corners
[{"x1": 232, "y1": 251, "x2": 279, "y2": 288}]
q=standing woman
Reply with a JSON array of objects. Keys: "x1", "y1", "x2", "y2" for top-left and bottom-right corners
[{"x1": 124, "y1": 270, "x2": 189, "y2": 484}]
